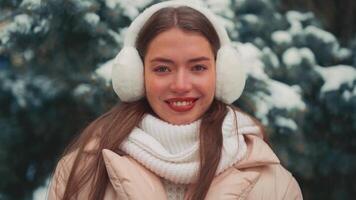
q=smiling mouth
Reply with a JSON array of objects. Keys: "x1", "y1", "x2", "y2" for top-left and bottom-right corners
[{"x1": 165, "y1": 98, "x2": 199, "y2": 112}]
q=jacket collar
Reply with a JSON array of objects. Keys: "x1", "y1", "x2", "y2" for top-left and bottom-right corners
[
  {"x1": 102, "y1": 133, "x2": 279, "y2": 200},
  {"x1": 185, "y1": 133, "x2": 280, "y2": 199},
  {"x1": 234, "y1": 133, "x2": 280, "y2": 169}
]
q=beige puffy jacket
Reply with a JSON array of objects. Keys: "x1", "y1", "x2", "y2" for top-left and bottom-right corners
[{"x1": 48, "y1": 128, "x2": 303, "y2": 200}]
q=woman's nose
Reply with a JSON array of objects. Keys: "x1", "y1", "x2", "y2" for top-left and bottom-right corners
[{"x1": 170, "y1": 70, "x2": 192, "y2": 93}]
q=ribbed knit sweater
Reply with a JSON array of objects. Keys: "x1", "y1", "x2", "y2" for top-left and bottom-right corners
[{"x1": 120, "y1": 108, "x2": 251, "y2": 199}]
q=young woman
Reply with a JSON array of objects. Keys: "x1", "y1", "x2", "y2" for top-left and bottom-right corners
[{"x1": 48, "y1": 1, "x2": 303, "y2": 199}]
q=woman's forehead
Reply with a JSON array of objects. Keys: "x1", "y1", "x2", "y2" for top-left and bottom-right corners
[{"x1": 144, "y1": 28, "x2": 214, "y2": 60}]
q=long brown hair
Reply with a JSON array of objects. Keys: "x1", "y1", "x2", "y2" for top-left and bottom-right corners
[{"x1": 58, "y1": 6, "x2": 264, "y2": 200}]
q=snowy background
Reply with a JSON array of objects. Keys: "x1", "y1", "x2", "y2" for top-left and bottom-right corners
[{"x1": 0, "y1": 0, "x2": 355, "y2": 199}]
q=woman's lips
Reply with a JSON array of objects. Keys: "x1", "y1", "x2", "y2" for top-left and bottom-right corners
[{"x1": 165, "y1": 97, "x2": 198, "y2": 112}]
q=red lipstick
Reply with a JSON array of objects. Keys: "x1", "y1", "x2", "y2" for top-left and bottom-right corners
[{"x1": 165, "y1": 97, "x2": 198, "y2": 112}]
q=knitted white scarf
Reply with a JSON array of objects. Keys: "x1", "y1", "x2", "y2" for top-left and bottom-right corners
[{"x1": 120, "y1": 108, "x2": 256, "y2": 184}]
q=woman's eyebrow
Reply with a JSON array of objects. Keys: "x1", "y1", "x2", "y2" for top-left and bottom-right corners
[
  {"x1": 149, "y1": 56, "x2": 210, "y2": 63},
  {"x1": 187, "y1": 56, "x2": 211, "y2": 63},
  {"x1": 150, "y1": 57, "x2": 174, "y2": 64}
]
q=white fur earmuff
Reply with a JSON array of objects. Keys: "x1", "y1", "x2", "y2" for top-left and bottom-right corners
[{"x1": 112, "y1": 0, "x2": 246, "y2": 104}]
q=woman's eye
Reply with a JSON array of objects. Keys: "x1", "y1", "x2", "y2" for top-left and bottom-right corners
[
  {"x1": 153, "y1": 66, "x2": 170, "y2": 73},
  {"x1": 192, "y1": 65, "x2": 207, "y2": 71}
]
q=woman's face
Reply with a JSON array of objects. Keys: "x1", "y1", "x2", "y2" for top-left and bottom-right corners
[{"x1": 144, "y1": 28, "x2": 216, "y2": 125}]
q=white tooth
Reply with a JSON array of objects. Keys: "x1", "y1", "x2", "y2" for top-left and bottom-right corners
[{"x1": 171, "y1": 101, "x2": 193, "y2": 106}]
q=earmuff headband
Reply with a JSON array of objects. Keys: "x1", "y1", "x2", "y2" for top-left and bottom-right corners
[{"x1": 112, "y1": 0, "x2": 246, "y2": 104}]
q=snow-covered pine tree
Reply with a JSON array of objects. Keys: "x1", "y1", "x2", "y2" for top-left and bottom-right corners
[{"x1": 0, "y1": 0, "x2": 355, "y2": 199}]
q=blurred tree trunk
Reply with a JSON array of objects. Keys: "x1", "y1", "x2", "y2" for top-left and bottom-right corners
[{"x1": 280, "y1": 0, "x2": 356, "y2": 45}]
